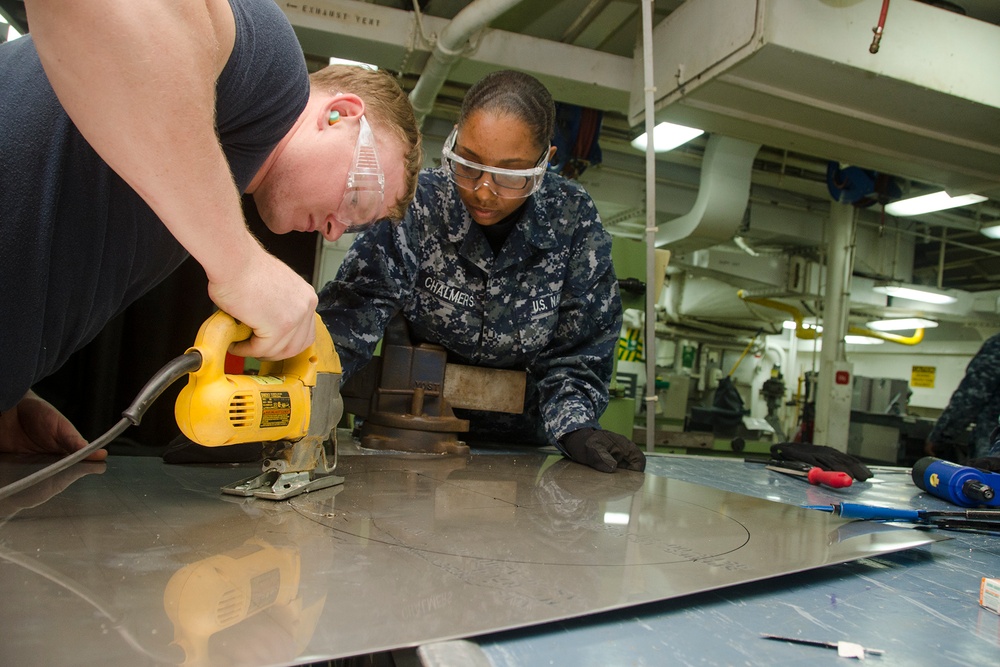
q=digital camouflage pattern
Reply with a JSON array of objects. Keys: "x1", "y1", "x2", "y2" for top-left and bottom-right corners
[
  {"x1": 318, "y1": 167, "x2": 622, "y2": 449},
  {"x1": 928, "y1": 332, "x2": 1000, "y2": 458}
]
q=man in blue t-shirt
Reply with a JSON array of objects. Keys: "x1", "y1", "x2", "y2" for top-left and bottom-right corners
[{"x1": 0, "y1": 0, "x2": 422, "y2": 459}]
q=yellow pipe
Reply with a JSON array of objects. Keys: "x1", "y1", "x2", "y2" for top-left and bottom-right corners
[
  {"x1": 737, "y1": 290, "x2": 819, "y2": 340},
  {"x1": 737, "y1": 290, "x2": 924, "y2": 346},
  {"x1": 847, "y1": 325, "x2": 925, "y2": 345},
  {"x1": 727, "y1": 329, "x2": 761, "y2": 377}
]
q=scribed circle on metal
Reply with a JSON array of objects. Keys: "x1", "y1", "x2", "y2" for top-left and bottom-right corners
[{"x1": 292, "y1": 464, "x2": 751, "y2": 567}]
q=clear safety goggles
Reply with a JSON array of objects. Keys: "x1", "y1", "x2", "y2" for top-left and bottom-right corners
[
  {"x1": 336, "y1": 115, "x2": 386, "y2": 233},
  {"x1": 441, "y1": 127, "x2": 548, "y2": 199}
]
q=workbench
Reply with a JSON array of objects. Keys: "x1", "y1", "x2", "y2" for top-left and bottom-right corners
[
  {"x1": 1, "y1": 442, "x2": 996, "y2": 666},
  {"x1": 464, "y1": 454, "x2": 1000, "y2": 666}
]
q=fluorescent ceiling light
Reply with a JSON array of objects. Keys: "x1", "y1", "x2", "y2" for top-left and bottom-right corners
[
  {"x1": 845, "y1": 335, "x2": 884, "y2": 345},
  {"x1": 866, "y1": 318, "x2": 939, "y2": 331},
  {"x1": 981, "y1": 224, "x2": 1000, "y2": 239},
  {"x1": 872, "y1": 283, "x2": 957, "y2": 305},
  {"x1": 631, "y1": 122, "x2": 704, "y2": 153},
  {"x1": 328, "y1": 57, "x2": 378, "y2": 70},
  {"x1": 782, "y1": 320, "x2": 821, "y2": 331},
  {"x1": 884, "y1": 190, "x2": 986, "y2": 217}
]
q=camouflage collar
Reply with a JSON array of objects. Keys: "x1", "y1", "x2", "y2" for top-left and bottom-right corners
[{"x1": 445, "y1": 178, "x2": 560, "y2": 251}]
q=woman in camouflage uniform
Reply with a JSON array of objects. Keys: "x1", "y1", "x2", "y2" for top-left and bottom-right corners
[{"x1": 319, "y1": 70, "x2": 644, "y2": 473}]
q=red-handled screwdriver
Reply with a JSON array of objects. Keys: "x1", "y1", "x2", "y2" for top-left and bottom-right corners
[{"x1": 765, "y1": 463, "x2": 853, "y2": 488}]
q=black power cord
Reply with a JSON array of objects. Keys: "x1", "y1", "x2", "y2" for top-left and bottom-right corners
[{"x1": 0, "y1": 351, "x2": 202, "y2": 502}]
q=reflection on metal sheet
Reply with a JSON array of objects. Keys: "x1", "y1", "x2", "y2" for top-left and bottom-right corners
[{"x1": 0, "y1": 452, "x2": 941, "y2": 665}]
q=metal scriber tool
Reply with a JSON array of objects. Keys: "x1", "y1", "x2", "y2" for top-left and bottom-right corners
[{"x1": 762, "y1": 633, "x2": 885, "y2": 658}]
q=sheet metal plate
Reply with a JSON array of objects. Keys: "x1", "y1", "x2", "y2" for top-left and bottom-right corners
[{"x1": 0, "y1": 452, "x2": 941, "y2": 666}]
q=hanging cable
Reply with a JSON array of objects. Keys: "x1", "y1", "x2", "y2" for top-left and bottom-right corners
[{"x1": 870, "y1": 0, "x2": 890, "y2": 53}]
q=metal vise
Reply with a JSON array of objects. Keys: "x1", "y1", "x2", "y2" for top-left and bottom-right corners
[{"x1": 341, "y1": 316, "x2": 526, "y2": 455}]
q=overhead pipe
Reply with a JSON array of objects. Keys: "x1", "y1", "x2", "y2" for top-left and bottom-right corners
[
  {"x1": 561, "y1": 0, "x2": 613, "y2": 44},
  {"x1": 737, "y1": 291, "x2": 925, "y2": 345},
  {"x1": 408, "y1": 0, "x2": 528, "y2": 128},
  {"x1": 848, "y1": 325, "x2": 924, "y2": 345},
  {"x1": 738, "y1": 291, "x2": 820, "y2": 340},
  {"x1": 763, "y1": 340, "x2": 787, "y2": 374}
]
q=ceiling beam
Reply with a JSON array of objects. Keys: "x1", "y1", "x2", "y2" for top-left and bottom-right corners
[{"x1": 279, "y1": 0, "x2": 634, "y2": 114}]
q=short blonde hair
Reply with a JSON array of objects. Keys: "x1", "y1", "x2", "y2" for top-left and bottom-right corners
[{"x1": 310, "y1": 65, "x2": 422, "y2": 219}]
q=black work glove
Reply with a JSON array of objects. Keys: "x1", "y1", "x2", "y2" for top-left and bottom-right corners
[
  {"x1": 967, "y1": 456, "x2": 1000, "y2": 473},
  {"x1": 770, "y1": 442, "x2": 873, "y2": 482},
  {"x1": 561, "y1": 428, "x2": 646, "y2": 473}
]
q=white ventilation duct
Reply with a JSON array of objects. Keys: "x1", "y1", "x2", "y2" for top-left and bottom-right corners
[{"x1": 655, "y1": 135, "x2": 761, "y2": 250}]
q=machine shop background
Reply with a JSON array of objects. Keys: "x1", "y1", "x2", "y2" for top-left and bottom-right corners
[{"x1": 5, "y1": 0, "x2": 1000, "y2": 464}]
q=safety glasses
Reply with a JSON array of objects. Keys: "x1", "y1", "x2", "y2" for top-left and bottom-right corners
[
  {"x1": 336, "y1": 115, "x2": 386, "y2": 233},
  {"x1": 441, "y1": 127, "x2": 548, "y2": 199}
]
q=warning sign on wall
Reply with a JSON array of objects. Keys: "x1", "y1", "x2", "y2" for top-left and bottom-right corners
[
  {"x1": 911, "y1": 366, "x2": 936, "y2": 388},
  {"x1": 618, "y1": 327, "x2": 644, "y2": 362}
]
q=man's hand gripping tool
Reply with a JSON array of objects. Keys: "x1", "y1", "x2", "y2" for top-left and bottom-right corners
[{"x1": 174, "y1": 311, "x2": 344, "y2": 500}]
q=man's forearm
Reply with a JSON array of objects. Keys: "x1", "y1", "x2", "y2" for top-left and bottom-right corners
[{"x1": 25, "y1": 0, "x2": 260, "y2": 283}]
